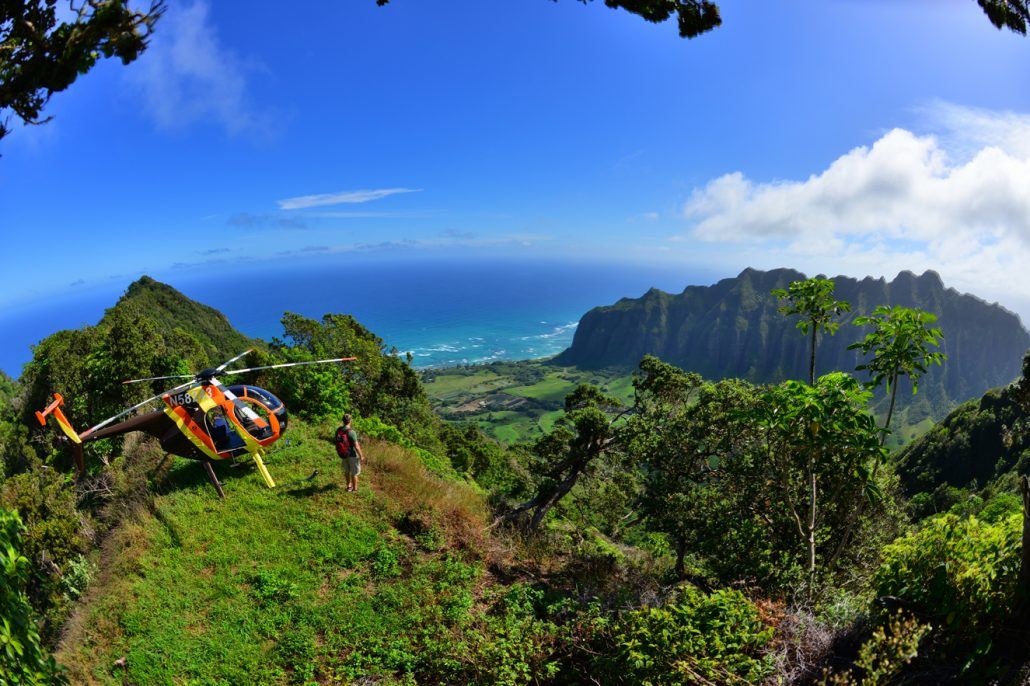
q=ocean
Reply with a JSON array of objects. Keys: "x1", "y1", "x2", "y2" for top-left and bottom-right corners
[{"x1": 0, "y1": 257, "x2": 716, "y2": 378}]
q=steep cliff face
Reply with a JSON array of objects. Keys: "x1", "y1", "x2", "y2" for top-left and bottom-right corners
[{"x1": 556, "y1": 268, "x2": 1030, "y2": 416}]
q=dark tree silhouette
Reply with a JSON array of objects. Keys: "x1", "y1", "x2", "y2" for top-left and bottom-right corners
[
  {"x1": 0, "y1": 1, "x2": 164, "y2": 141},
  {"x1": 979, "y1": 0, "x2": 1030, "y2": 34}
]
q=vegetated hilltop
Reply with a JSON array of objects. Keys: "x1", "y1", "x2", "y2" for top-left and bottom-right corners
[
  {"x1": 556, "y1": 267, "x2": 1029, "y2": 420},
  {"x1": 106, "y1": 275, "x2": 260, "y2": 362},
  {"x1": 896, "y1": 350, "x2": 1030, "y2": 503}
]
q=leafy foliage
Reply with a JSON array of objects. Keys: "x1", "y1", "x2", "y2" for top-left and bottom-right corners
[
  {"x1": 874, "y1": 512, "x2": 1022, "y2": 660},
  {"x1": 850, "y1": 306, "x2": 945, "y2": 397},
  {"x1": 849, "y1": 305, "x2": 945, "y2": 443},
  {"x1": 500, "y1": 383, "x2": 624, "y2": 530},
  {"x1": 0, "y1": 508, "x2": 66, "y2": 685},
  {"x1": 596, "y1": 586, "x2": 775, "y2": 685},
  {"x1": 896, "y1": 384, "x2": 1029, "y2": 497},
  {"x1": 263, "y1": 312, "x2": 443, "y2": 454},
  {"x1": 0, "y1": 0, "x2": 163, "y2": 140},
  {"x1": 978, "y1": 0, "x2": 1030, "y2": 33},
  {"x1": 377, "y1": 0, "x2": 721, "y2": 37},
  {"x1": 819, "y1": 611, "x2": 930, "y2": 686},
  {"x1": 773, "y1": 277, "x2": 852, "y2": 383},
  {"x1": 0, "y1": 463, "x2": 88, "y2": 638},
  {"x1": 749, "y1": 374, "x2": 888, "y2": 580},
  {"x1": 630, "y1": 356, "x2": 898, "y2": 593}
]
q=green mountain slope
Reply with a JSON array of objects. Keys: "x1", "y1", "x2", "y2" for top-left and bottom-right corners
[
  {"x1": 895, "y1": 352, "x2": 1029, "y2": 497},
  {"x1": 556, "y1": 267, "x2": 1030, "y2": 421},
  {"x1": 103, "y1": 275, "x2": 259, "y2": 364}
]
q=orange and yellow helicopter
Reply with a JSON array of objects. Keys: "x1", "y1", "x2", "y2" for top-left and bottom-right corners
[{"x1": 35, "y1": 350, "x2": 354, "y2": 497}]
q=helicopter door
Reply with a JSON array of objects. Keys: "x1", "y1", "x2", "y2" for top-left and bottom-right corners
[
  {"x1": 230, "y1": 399, "x2": 276, "y2": 443},
  {"x1": 202, "y1": 406, "x2": 247, "y2": 456}
]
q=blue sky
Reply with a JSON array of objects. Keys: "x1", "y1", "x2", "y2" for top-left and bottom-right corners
[{"x1": 3, "y1": 0, "x2": 1030, "y2": 318}]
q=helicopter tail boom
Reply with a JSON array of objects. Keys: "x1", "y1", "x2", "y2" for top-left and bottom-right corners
[{"x1": 35, "y1": 394, "x2": 86, "y2": 473}]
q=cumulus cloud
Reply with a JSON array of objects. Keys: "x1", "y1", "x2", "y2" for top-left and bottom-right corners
[
  {"x1": 680, "y1": 103, "x2": 1030, "y2": 312},
  {"x1": 277, "y1": 188, "x2": 422, "y2": 210},
  {"x1": 127, "y1": 2, "x2": 265, "y2": 135}
]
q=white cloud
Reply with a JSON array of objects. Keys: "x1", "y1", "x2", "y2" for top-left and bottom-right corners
[
  {"x1": 277, "y1": 188, "x2": 422, "y2": 210},
  {"x1": 680, "y1": 103, "x2": 1030, "y2": 314},
  {"x1": 127, "y1": 2, "x2": 265, "y2": 135}
]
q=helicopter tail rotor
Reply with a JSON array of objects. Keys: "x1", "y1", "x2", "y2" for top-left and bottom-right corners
[{"x1": 35, "y1": 394, "x2": 86, "y2": 474}]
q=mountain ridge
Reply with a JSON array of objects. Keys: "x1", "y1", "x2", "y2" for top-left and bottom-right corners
[{"x1": 555, "y1": 267, "x2": 1030, "y2": 420}]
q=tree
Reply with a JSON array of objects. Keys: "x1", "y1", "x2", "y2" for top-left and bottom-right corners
[
  {"x1": 378, "y1": 0, "x2": 1029, "y2": 38},
  {"x1": 978, "y1": 0, "x2": 1030, "y2": 34},
  {"x1": 749, "y1": 374, "x2": 885, "y2": 583},
  {"x1": 1017, "y1": 350, "x2": 1030, "y2": 627},
  {"x1": 630, "y1": 356, "x2": 760, "y2": 580},
  {"x1": 499, "y1": 383, "x2": 624, "y2": 531},
  {"x1": 848, "y1": 306, "x2": 945, "y2": 445},
  {"x1": 376, "y1": 0, "x2": 721, "y2": 38},
  {"x1": 0, "y1": 1, "x2": 163, "y2": 140},
  {"x1": 772, "y1": 277, "x2": 851, "y2": 385}
]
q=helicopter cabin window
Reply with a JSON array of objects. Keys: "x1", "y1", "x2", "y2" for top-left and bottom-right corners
[
  {"x1": 203, "y1": 407, "x2": 246, "y2": 454},
  {"x1": 231, "y1": 398, "x2": 276, "y2": 442}
]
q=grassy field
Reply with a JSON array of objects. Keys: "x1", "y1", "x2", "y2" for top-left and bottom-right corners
[
  {"x1": 424, "y1": 361, "x2": 635, "y2": 444},
  {"x1": 57, "y1": 419, "x2": 496, "y2": 685},
  {"x1": 420, "y1": 369, "x2": 509, "y2": 401}
]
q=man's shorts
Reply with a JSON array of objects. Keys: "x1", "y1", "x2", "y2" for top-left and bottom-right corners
[{"x1": 344, "y1": 455, "x2": 361, "y2": 477}]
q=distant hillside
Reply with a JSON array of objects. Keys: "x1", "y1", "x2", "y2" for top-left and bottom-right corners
[
  {"x1": 556, "y1": 267, "x2": 1030, "y2": 420},
  {"x1": 895, "y1": 352, "x2": 1029, "y2": 496},
  {"x1": 104, "y1": 276, "x2": 259, "y2": 364}
]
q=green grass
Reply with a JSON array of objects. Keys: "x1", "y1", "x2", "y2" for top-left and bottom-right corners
[
  {"x1": 425, "y1": 362, "x2": 636, "y2": 445},
  {"x1": 600, "y1": 374, "x2": 636, "y2": 405},
  {"x1": 536, "y1": 410, "x2": 564, "y2": 435},
  {"x1": 422, "y1": 370, "x2": 510, "y2": 401},
  {"x1": 506, "y1": 376, "x2": 578, "y2": 404},
  {"x1": 57, "y1": 419, "x2": 494, "y2": 685}
]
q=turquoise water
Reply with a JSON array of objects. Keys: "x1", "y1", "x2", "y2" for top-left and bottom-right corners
[{"x1": 0, "y1": 257, "x2": 715, "y2": 377}]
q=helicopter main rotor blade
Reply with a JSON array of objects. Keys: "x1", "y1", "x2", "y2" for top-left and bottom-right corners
[
  {"x1": 81, "y1": 379, "x2": 198, "y2": 438},
  {"x1": 217, "y1": 357, "x2": 357, "y2": 377},
  {"x1": 215, "y1": 349, "x2": 255, "y2": 373},
  {"x1": 121, "y1": 373, "x2": 194, "y2": 385}
]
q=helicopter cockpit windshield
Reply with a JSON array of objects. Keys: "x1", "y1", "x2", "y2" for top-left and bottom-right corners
[{"x1": 202, "y1": 385, "x2": 289, "y2": 456}]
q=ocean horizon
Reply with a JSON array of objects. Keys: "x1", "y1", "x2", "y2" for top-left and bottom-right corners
[{"x1": 0, "y1": 257, "x2": 716, "y2": 378}]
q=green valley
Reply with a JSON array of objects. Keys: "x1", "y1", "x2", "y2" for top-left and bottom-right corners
[{"x1": 424, "y1": 361, "x2": 635, "y2": 443}]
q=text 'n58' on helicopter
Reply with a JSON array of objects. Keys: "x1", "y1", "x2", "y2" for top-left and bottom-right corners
[{"x1": 34, "y1": 350, "x2": 355, "y2": 498}]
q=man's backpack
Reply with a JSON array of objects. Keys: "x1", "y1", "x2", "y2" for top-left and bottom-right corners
[{"x1": 334, "y1": 427, "x2": 354, "y2": 458}]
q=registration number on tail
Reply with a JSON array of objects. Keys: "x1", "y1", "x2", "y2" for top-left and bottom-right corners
[{"x1": 167, "y1": 392, "x2": 198, "y2": 407}]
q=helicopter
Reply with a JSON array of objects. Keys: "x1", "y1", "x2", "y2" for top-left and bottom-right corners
[{"x1": 34, "y1": 350, "x2": 355, "y2": 498}]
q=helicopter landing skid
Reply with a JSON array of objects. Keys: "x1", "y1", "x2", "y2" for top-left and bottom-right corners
[{"x1": 202, "y1": 460, "x2": 226, "y2": 499}]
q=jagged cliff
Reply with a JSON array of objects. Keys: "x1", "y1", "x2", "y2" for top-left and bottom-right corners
[{"x1": 555, "y1": 268, "x2": 1030, "y2": 418}]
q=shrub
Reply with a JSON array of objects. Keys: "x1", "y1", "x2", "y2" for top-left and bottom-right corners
[
  {"x1": 0, "y1": 509, "x2": 67, "y2": 685},
  {"x1": 0, "y1": 464, "x2": 88, "y2": 637},
  {"x1": 819, "y1": 611, "x2": 930, "y2": 686},
  {"x1": 355, "y1": 415, "x2": 456, "y2": 478},
  {"x1": 596, "y1": 586, "x2": 775, "y2": 685},
  {"x1": 873, "y1": 512, "x2": 1021, "y2": 652}
]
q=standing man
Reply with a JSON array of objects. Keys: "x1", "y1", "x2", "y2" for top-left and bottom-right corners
[{"x1": 334, "y1": 414, "x2": 365, "y2": 492}]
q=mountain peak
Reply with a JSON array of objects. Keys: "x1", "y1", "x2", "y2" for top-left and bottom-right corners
[{"x1": 105, "y1": 277, "x2": 258, "y2": 365}]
